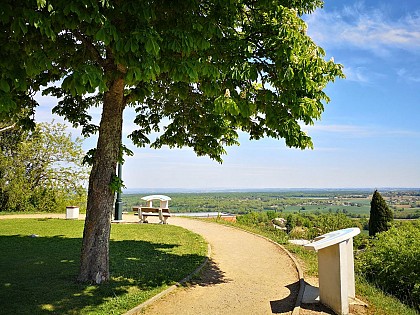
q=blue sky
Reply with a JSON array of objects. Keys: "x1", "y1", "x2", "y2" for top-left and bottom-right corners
[{"x1": 35, "y1": 1, "x2": 420, "y2": 190}]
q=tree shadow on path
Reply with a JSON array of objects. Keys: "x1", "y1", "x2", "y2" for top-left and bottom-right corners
[{"x1": 182, "y1": 258, "x2": 230, "y2": 287}]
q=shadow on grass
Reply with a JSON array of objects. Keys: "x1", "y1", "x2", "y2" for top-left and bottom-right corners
[{"x1": 0, "y1": 234, "x2": 206, "y2": 314}]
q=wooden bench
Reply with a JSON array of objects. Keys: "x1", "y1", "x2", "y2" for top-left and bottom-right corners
[{"x1": 132, "y1": 206, "x2": 171, "y2": 224}]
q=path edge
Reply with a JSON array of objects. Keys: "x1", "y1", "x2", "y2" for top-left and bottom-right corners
[
  {"x1": 123, "y1": 242, "x2": 212, "y2": 315},
  {"x1": 219, "y1": 223, "x2": 305, "y2": 315}
]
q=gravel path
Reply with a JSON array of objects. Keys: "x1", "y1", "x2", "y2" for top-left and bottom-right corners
[{"x1": 140, "y1": 217, "x2": 299, "y2": 315}]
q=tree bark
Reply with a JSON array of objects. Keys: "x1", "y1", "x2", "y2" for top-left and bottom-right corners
[{"x1": 77, "y1": 77, "x2": 125, "y2": 283}]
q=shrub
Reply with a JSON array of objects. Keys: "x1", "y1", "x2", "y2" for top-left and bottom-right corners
[
  {"x1": 236, "y1": 211, "x2": 269, "y2": 226},
  {"x1": 289, "y1": 226, "x2": 310, "y2": 239},
  {"x1": 284, "y1": 212, "x2": 361, "y2": 239},
  {"x1": 314, "y1": 213, "x2": 361, "y2": 234},
  {"x1": 356, "y1": 222, "x2": 420, "y2": 310},
  {"x1": 285, "y1": 213, "x2": 313, "y2": 233},
  {"x1": 236, "y1": 211, "x2": 283, "y2": 226}
]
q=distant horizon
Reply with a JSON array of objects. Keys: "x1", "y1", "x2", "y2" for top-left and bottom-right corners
[{"x1": 122, "y1": 187, "x2": 420, "y2": 194}]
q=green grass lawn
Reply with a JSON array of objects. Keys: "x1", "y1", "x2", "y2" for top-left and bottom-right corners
[{"x1": 0, "y1": 218, "x2": 207, "y2": 314}]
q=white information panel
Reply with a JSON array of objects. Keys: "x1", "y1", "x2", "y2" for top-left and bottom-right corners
[
  {"x1": 305, "y1": 228, "x2": 360, "y2": 251},
  {"x1": 304, "y1": 228, "x2": 360, "y2": 315}
]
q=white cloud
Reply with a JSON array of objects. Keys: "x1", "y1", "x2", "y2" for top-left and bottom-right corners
[
  {"x1": 305, "y1": 3, "x2": 420, "y2": 56},
  {"x1": 304, "y1": 124, "x2": 420, "y2": 138},
  {"x1": 397, "y1": 68, "x2": 420, "y2": 83},
  {"x1": 304, "y1": 124, "x2": 371, "y2": 136},
  {"x1": 343, "y1": 66, "x2": 370, "y2": 83}
]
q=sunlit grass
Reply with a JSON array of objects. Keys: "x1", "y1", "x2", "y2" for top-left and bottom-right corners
[
  {"x1": 356, "y1": 276, "x2": 419, "y2": 315},
  {"x1": 0, "y1": 218, "x2": 207, "y2": 314}
]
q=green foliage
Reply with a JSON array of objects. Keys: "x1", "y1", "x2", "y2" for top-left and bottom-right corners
[
  {"x1": 284, "y1": 212, "x2": 362, "y2": 239},
  {"x1": 369, "y1": 190, "x2": 393, "y2": 236},
  {"x1": 109, "y1": 175, "x2": 125, "y2": 194},
  {"x1": 1, "y1": 0, "x2": 343, "y2": 161},
  {"x1": 356, "y1": 222, "x2": 420, "y2": 311},
  {"x1": 0, "y1": 122, "x2": 88, "y2": 212},
  {"x1": 234, "y1": 210, "x2": 362, "y2": 244},
  {"x1": 234, "y1": 210, "x2": 362, "y2": 243},
  {"x1": 356, "y1": 276, "x2": 419, "y2": 315},
  {"x1": 236, "y1": 211, "x2": 278, "y2": 226}
]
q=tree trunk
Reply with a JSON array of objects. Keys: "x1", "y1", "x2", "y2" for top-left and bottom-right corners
[{"x1": 77, "y1": 77, "x2": 125, "y2": 283}]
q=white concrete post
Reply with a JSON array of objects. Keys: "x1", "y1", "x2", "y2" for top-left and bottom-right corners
[{"x1": 305, "y1": 228, "x2": 360, "y2": 315}]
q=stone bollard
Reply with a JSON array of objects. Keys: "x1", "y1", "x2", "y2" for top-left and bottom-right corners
[{"x1": 304, "y1": 228, "x2": 360, "y2": 315}]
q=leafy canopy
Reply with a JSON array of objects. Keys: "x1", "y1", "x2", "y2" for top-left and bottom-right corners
[{"x1": 1, "y1": 0, "x2": 343, "y2": 162}]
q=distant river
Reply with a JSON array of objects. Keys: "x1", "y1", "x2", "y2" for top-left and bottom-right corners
[
  {"x1": 295, "y1": 197, "x2": 330, "y2": 199},
  {"x1": 172, "y1": 212, "x2": 233, "y2": 217}
]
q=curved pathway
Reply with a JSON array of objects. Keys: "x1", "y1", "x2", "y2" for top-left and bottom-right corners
[{"x1": 141, "y1": 217, "x2": 299, "y2": 315}]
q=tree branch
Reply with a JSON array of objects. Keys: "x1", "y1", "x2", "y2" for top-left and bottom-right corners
[
  {"x1": 73, "y1": 30, "x2": 107, "y2": 69},
  {"x1": 0, "y1": 124, "x2": 16, "y2": 133}
]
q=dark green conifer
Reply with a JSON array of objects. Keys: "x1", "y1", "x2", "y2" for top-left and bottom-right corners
[{"x1": 369, "y1": 190, "x2": 393, "y2": 236}]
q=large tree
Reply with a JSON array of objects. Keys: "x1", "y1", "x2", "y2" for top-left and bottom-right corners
[
  {"x1": 369, "y1": 190, "x2": 393, "y2": 236},
  {"x1": 0, "y1": 0, "x2": 343, "y2": 283}
]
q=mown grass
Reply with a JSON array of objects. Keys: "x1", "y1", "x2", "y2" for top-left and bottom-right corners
[{"x1": 0, "y1": 218, "x2": 207, "y2": 314}]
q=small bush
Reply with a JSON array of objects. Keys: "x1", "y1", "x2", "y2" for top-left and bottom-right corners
[
  {"x1": 237, "y1": 211, "x2": 276, "y2": 226},
  {"x1": 284, "y1": 212, "x2": 361, "y2": 239},
  {"x1": 356, "y1": 222, "x2": 420, "y2": 310},
  {"x1": 289, "y1": 226, "x2": 309, "y2": 239}
]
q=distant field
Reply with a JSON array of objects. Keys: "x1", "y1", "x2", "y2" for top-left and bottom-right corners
[
  {"x1": 122, "y1": 189, "x2": 420, "y2": 219},
  {"x1": 283, "y1": 204, "x2": 371, "y2": 216}
]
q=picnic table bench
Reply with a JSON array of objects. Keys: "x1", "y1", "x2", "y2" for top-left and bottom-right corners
[{"x1": 132, "y1": 195, "x2": 171, "y2": 224}]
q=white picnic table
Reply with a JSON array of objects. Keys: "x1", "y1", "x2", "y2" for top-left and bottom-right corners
[{"x1": 133, "y1": 195, "x2": 172, "y2": 224}]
